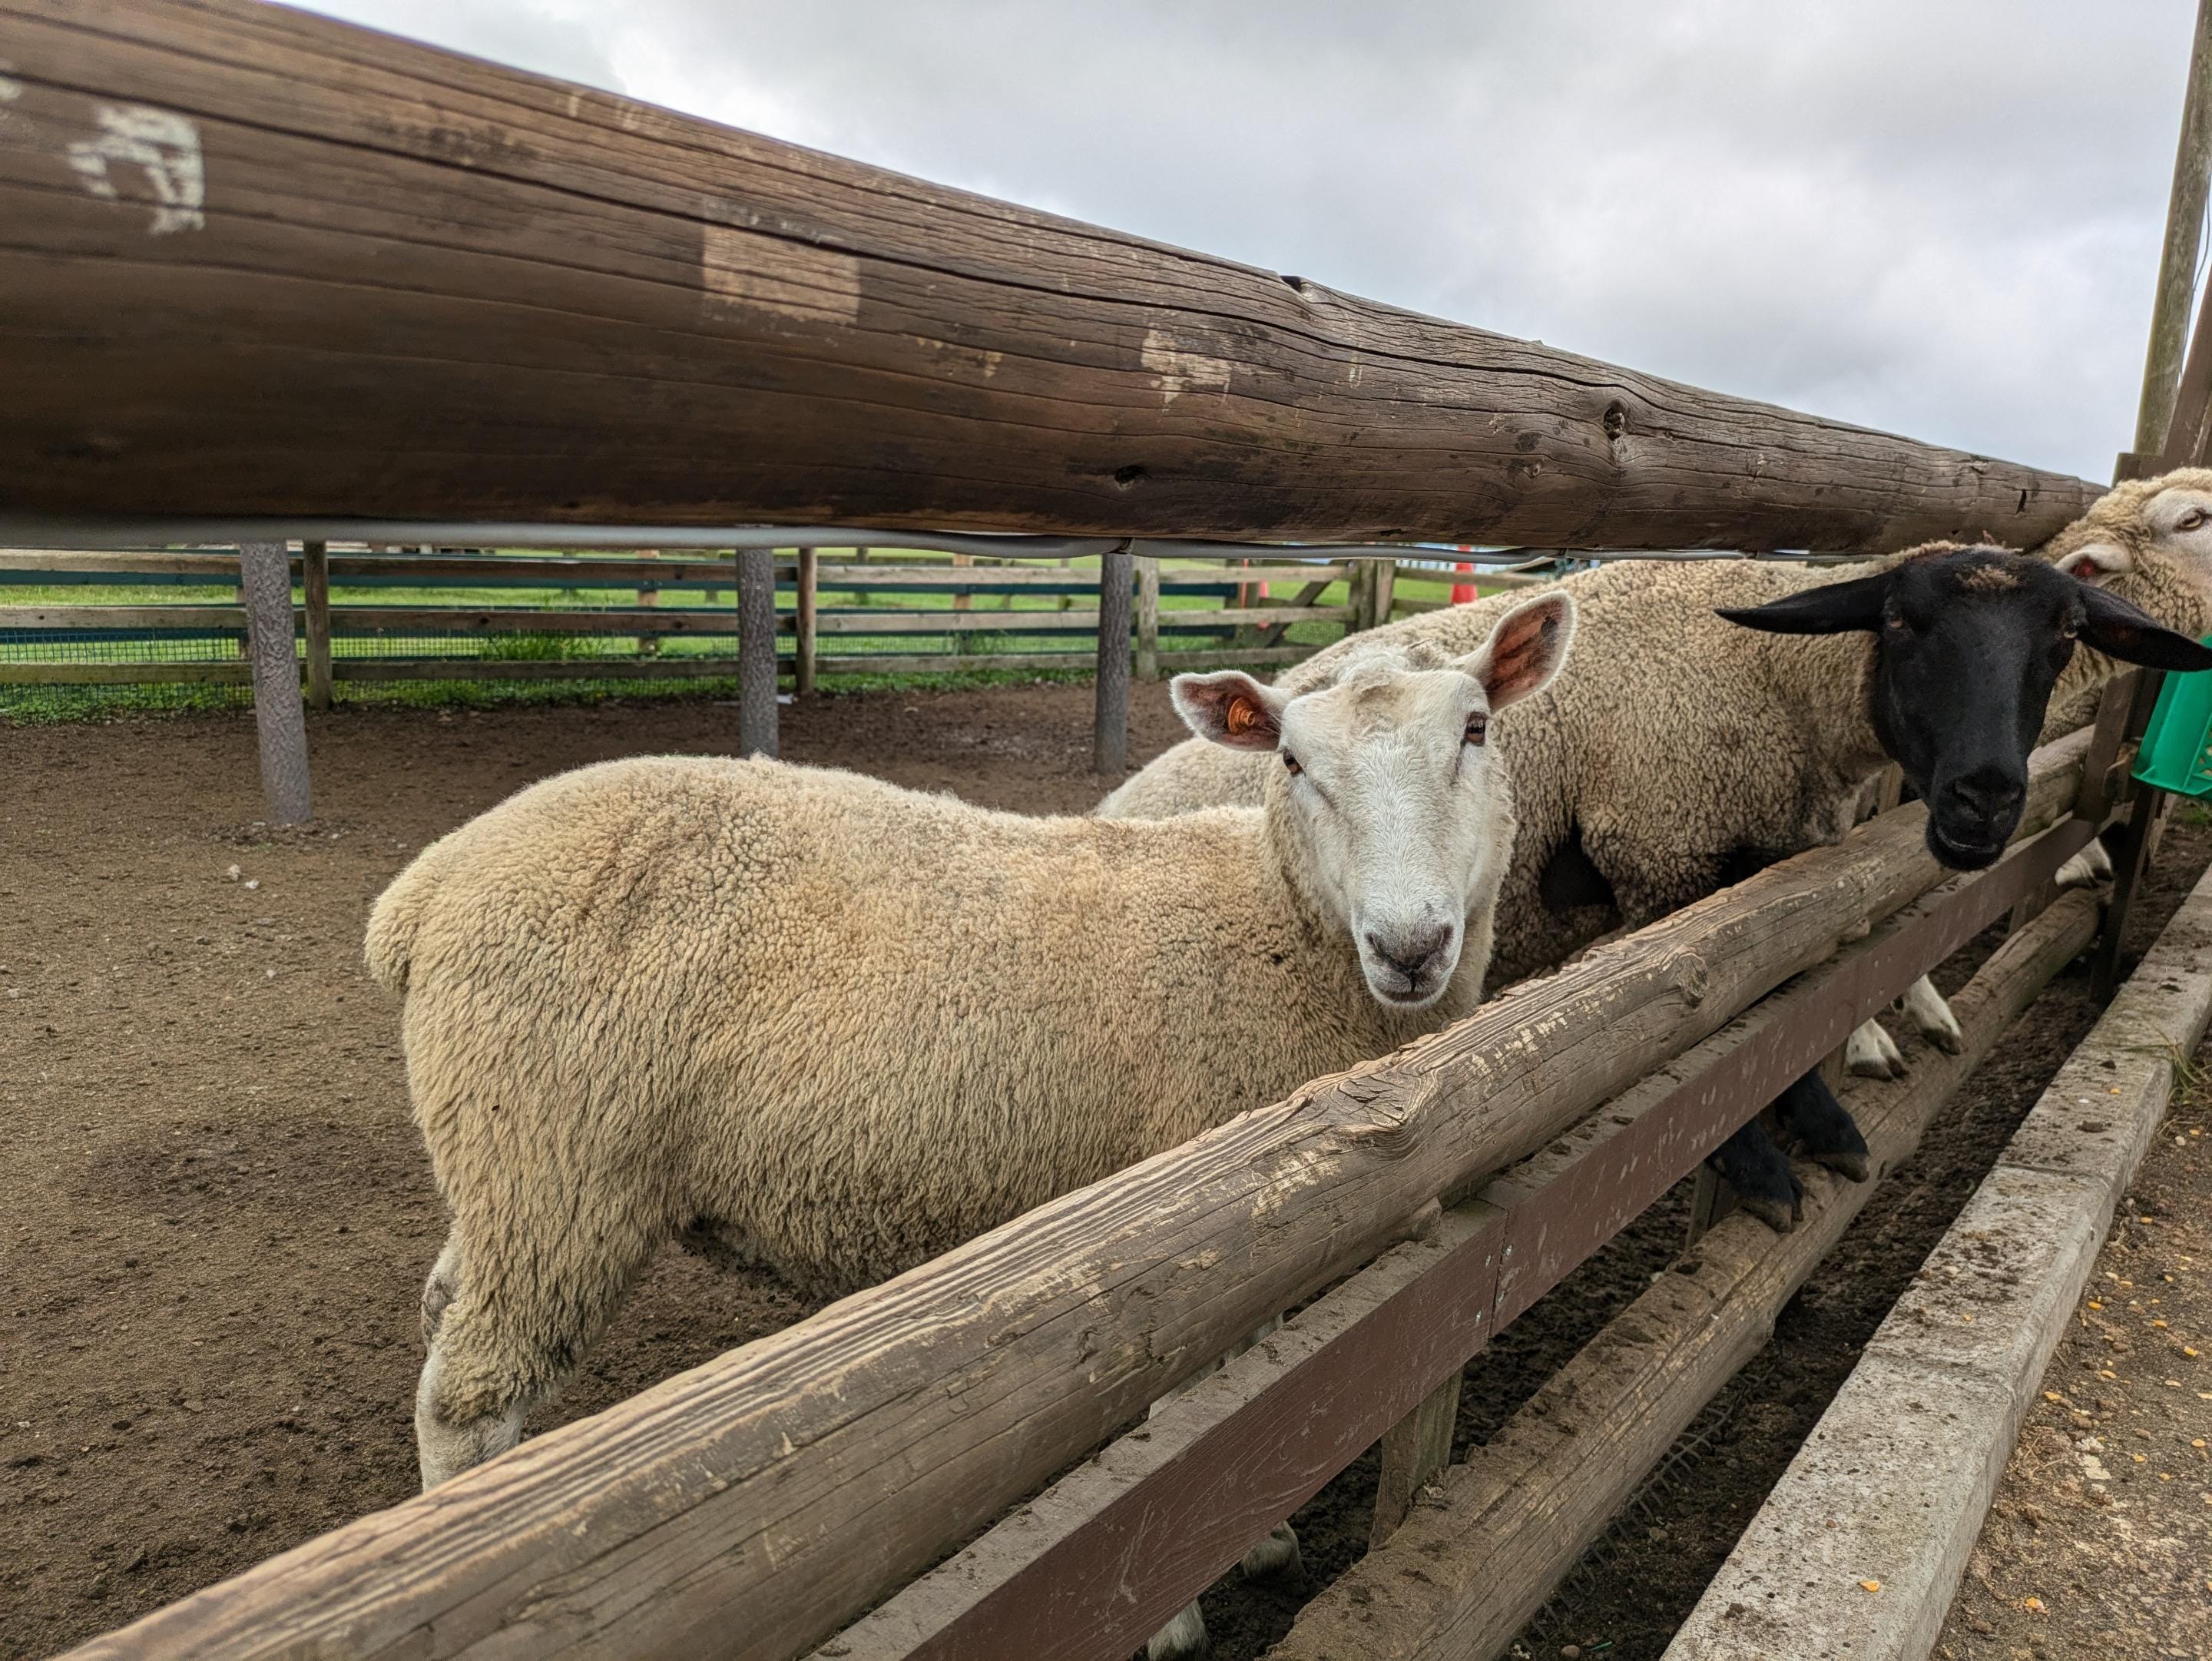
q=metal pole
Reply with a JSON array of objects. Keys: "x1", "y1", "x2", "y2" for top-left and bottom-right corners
[
  {"x1": 737, "y1": 546, "x2": 779, "y2": 759},
  {"x1": 2134, "y1": 0, "x2": 2212, "y2": 459},
  {"x1": 1094, "y1": 540, "x2": 1134, "y2": 775},
  {"x1": 238, "y1": 540, "x2": 312, "y2": 824}
]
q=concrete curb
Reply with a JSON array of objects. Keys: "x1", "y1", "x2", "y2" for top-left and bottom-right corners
[{"x1": 1664, "y1": 863, "x2": 2212, "y2": 1661}]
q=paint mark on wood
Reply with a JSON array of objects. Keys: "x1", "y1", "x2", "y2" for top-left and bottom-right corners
[
  {"x1": 701, "y1": 226, "x2": 862, "y2": 324},
  {"x1": 1142, "y1": 328, "x2": 1233, "y2": 403},
  {"x1": 65, "y1": 102, "x2": 205, "y2": 235}
]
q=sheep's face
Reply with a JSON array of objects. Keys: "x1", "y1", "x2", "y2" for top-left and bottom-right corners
[
  {"x1": 1173, "y1": 592, "x2": 1575, "y2": 1010},
  {"x1": 1721, "y1": 549, "x2": 2212, "y2": 870},
  {"x1": 2054, "y1": 476, "x2": 2212, "y2": 622}
]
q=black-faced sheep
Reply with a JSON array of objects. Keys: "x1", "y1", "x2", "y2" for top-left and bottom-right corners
[{"x1": 1100, "y1": 533, "x2": 2212, "y2": 1227}]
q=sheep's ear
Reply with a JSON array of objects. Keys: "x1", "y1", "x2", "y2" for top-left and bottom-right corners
[
  {"x1": 2078, "y1": 582, "x2": 2212, "y2": 671},
  {"x1": 2055, "y1": 539, "x2": 2131, "y2": 587},
  {"x1": 1172, "y1": 671, "x2": 1287, "y2": 751},
  {"x1": 1458, "y1": 592, "x2": 1576, "y2": 711},
  {"x1": 1717, "y1": 571, "x2": 1889, "y2": 635}
]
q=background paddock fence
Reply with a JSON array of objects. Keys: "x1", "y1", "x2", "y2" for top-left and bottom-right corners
[{"x1": 0, "y1": 544, "x2": 1400, "y2": 692}]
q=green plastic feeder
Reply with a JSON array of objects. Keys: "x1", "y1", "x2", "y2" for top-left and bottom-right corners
[{"x1": 2132, "y1": 643, "x2": 2212, "y2": 796}]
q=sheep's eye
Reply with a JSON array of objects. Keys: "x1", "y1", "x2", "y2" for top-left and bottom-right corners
[
  {"x1": 1464, "y1": 713, "x2": 1488, "y2": 748},
  {"x1": 1283, "y1": 752, "x2": 1302, "y2": 775},
  {"x1": 2180, "y1": 508, "x2": 2210, "y2": 532},
  {"x1": 2058, "y1": 613, "x2": 2081, "y2": 642}
]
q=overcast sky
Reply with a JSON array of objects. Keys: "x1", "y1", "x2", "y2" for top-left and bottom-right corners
[{"x1": 302, "y1": 0, "x2": 2202, "y2": 482}]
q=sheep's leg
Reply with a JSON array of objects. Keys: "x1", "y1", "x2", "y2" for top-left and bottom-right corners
[
  {"x1": 419, "y1": 1234, "x2": 463, "y2": 1345},
  {"x1": 2055, "y1": 837, "x2": 2114, "y2": 890},
  {"x1": 1895, "y1": 975, "x2": 1962, "y2": 1054},
  {"x1": 1143, "y1": 1318, "x2": 1302, "y2": 1659},
  {"x1": 1705, "y1": 1120, "x2": 1802, "y2": 1232},
  {"x1": 1846, "y1": 1018, "x2": 1906, "y2": 1079},
  {"x1": 415, "y1": 1211, "x2": 660, "y2": 1490},
  {"x1": 1772, "y1": 1069, "x2": 1871, "y2": 1183}
]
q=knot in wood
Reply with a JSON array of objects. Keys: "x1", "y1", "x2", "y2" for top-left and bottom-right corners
[
  {"x1": 1602, "y1": 401, "x2": 1629, "y2": 439},
  {"x1": 1667, "y1": 948, "x2": 1710, "y2": 1008}
]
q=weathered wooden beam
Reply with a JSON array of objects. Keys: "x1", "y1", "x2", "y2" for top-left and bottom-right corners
[
  {"x1": 60, "y1": 727, "x2": 2096, "y2": 1661},
  {"x1": 736, "y1": 547, "x2": 778, "y2": 758},
  {"x1": 237, "y1": 540, "x2": 309, "y2": 824},
  {"x1": 1, "y1": 0, "x2": 2094, "y2": 545}
]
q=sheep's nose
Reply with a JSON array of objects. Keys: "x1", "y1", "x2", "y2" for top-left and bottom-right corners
[
  {"x1": 1366, "y1": 923, "x2": 1454, "y2": 982},
  {"x1": 1941, "y1": 769, "x2": 2024, "y2": 824}
]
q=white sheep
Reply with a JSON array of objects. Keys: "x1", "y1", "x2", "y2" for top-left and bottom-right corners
[{"x1": 367, "y1": 594, "x2": 1573, "y2": 1658}]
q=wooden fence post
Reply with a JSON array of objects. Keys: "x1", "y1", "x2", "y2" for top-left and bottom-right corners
[
  {"x1": 1134, "y1": 554, "x2": 1161, "y2": 681},
  {"x1": 796, "y1": 547, "x2": 819, "y2": 696},
  {"x1": 1370, "y1": 1365, "x2": 1462, "y2": 1549},
  {"x1": 237, "y1": 541, "x2": 311, "y2": 824},
  {"x1": 737, "y1": 546, "x2": 779, "y2": 759},
  {"x1": 301, "y1": 539, "x2": 333, "y2": 711},
  {"x1": 2133, "y1": 0, "x2": 2212, "y2": 462},
  {"x1": 1094, "y1": 541, "x2": 1134, "y2": 775},
  {"x1": 1370, "y1": 556, "x2": 1396, "y2": 628}
]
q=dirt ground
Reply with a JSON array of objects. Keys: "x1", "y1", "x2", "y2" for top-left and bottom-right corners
[
  {"x1": 0, "y1": 681, "x2": 1191, "y2": 1659},
  {"x1": 1932, "y1": 1084, "x2": 2212, "y2": 1660},
  {"x1": 7, "y1": 685, "x2": 2211, "y2": 1661}
]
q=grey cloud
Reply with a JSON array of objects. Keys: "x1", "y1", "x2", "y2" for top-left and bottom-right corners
[{"x1": 306, "y1": 0, "x2": 2203, "y2": 482}]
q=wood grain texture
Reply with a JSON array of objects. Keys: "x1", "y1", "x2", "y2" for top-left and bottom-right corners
[
  {"x1": 2, "y1": 0, "x2": 2093, "y2": 544},
  {"x1": 58, "y1": 726, "x2": 2095, "y2": 1661}
]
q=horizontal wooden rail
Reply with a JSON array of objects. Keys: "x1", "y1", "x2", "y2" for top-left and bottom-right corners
[
  {"x1": 63, "y1": 724, "x2": 2098, "y2": 1661},
  {"x1": 826, "y1": 817, "x2": 2099, "y2": 1660},
  {"x1": 1271, "y1": 887, "x2": 2104, "y2": 1661},
  {"x1": 4, "y1": 0, "x2": 2092, "y2": 544}
]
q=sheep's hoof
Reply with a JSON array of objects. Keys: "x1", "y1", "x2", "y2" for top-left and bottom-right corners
[
  {"x1": 1146, "y1": 1601, "x2": 1211, "y2": 1661},
  {"x1": 1240, "y1": 1521, "x2": 1302, "y2": 1581},
  {"x1": 1775, "y1": 1073, "x2": 1872, "y2": 1185},
  {"x1": 1811, "y1": 1147, "x2": 1872, "y2": 1182},
  {"x1": 1846, "y1": 1020, "x2": 1906, "y2": 1079},
  {"x1": 1737, "y1": 1191, "x2": 1801, "y2": 1233},
  {"x1": 1707, "y1": 1122, "x2": 1803, "y2": 1233}
]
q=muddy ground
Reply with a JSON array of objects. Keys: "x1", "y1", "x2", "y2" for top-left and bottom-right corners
[
  {"x1": 5, "y1": 686, "x2": 2208, "y2": 1661},
  {"x1": 1, "y1": 682, "x2": 1190, "y2": 1659}
]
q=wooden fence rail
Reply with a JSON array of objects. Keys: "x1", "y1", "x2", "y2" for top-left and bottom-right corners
[
  {"x1": 61, "y1": 718, "x2": 2104, "y2": 1661},
  {"x1": 3, "y1": 0, "x2": 2095, "y2": 547},
  {"x1": 0, "y1": 547, "x2": 1372, "y2": 688}
]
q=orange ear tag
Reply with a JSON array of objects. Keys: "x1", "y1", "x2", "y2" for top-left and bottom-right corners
[{"x1": 1226, "y1": 697, "x2": 1262, "y2": 736}]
